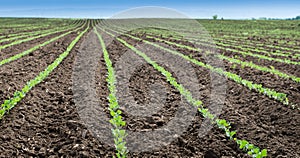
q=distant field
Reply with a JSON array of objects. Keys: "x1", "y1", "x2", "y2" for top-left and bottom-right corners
[{"x1": 0, "y1": 18, "x2": 299, "y2": 158}]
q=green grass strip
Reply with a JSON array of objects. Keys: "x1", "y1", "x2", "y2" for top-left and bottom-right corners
[
  {"x1": 0, "y1": 25, "x2": 89, "y2": 120},
  {"x1": 0, "y1": 24, "x2": 85, "y2": 67},
  {"x1": 94, "y1": 28, "x2": 128, "y2": 158},
  {"x1": 0, "y1": 23, "x2": 79, "y2": 51},
  {"x1": 106, "y1": 28, "x2": 290, "y2": 106},
  {"x1": 101, "y1": 28, "x2": 267, "y2": 158}
]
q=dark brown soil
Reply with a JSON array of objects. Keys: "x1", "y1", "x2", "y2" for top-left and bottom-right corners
[{"x1": 0, "y1": 23, "x2": 299, "y2": 158}]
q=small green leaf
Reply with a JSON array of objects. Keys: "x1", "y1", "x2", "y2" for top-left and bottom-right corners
[
  {"x1": 253, "y1": 147, "x2": 260, "y2": 154},
  {"x1": 120, "y1": 120, "x2": 126, "y2": 126},
  {"x1": 116, "y1": 110, "x2": 122, "y2": 115},
  {"x1": 261, "y1": 149, "x2": 267, "y2": 157},
  {"x1": 110, "y1": 111, "x2": 116, "y2": 117},
  {"x1": 247, "y1": 151, "x2": 253, "y2": 155},
  {"x1": 247, "y1": 144, "x2": 254, "y2": 150},
  {"x1": 230, "y1": 131, "x2": 236, "y2": 138}
]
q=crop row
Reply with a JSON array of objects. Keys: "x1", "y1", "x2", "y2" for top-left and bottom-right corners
[
  {"x1": 212, "y1": 34, "x2": 300, "y2": 51},
  {"x1": 134, "y1": 28, "x2": 300, "y2": 60},
  {"x1": 213, "y1": 33, "x2": 300, "y2": 48},
  {"x1": 0, "y1": 22, "x2": 82, "y2": 51},
  {"x1": 148, "y1": 31, "x2": 300, "y2": 66},
  {"x1": 144, "y1": 34, "x2": 300, "y2": 83},
  {"x1": 141, "y1": 35, "x2": 299, "y2": 110},
  {"x1": 0, "y1": 22, "x2": 81, "y2": 44},
  {"x1": 0, "y1": 21, "x2": 86, "y2": 67},
  {"x1": 134, "y1": 20, "x2": 300, "y2": 44},
  {"x1": 0, "y1": 23, "x2": 89, "y2": 120},
  {"x1": 0, "y1": 24, "x2": 67, "y2": 36},
  {"x1": 0, "y1": 18, "x2": 72, "y2": 27},
  {"x1": 193, "y1": 37, "x2": 300, "y2": 60},
  {"x1": 213, "y1": 36, "x2": 300, "y2": 55},
  {"x1": 0, "y1": 19, "x2": 82, "y2": 40},
  {"x1": 94, "y1": 28, "x2": 128, "y2": 158},
  {"x1": 99, "y1": 27, "x2": 268, "y2": 158},
  {"x1": 133, "y1": 25, "x2": 300, "y2": 55},
  {"x1": 193, "y1": 35, "x2": 300, "y2": 59},
  {"x1": 0, "y1": 19, "x2": 76, "y2": 33},
  {"x1": 0, "y1": 23, "x2": 54, "y2": 39},
  {"x1": 0, "y1": 25, "x2": 54, "y2": 36},
  {"x1": 0, "y1": 23, "x2": 49, "y2": 31}
]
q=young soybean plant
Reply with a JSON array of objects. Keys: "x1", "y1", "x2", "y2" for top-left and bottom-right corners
[
  {"x1": 94, "y1": 28, "x2": 128, "y2": 158},
  {"x1": 215, "y1": 118, "x2": 267, "y2": 158}
]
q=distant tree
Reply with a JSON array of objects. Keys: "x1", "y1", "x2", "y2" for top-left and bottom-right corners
[
  {"x1": 213, "y1": 15, "x2": 218, "y2": 20},
  {"x1": 221, "y1": 17, "x2": 224, "y2": 20},
  {"x1": 258, "y1": 17, "x2": 267, "y2": 20}
]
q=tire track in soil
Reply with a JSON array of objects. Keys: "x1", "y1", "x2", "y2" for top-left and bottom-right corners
[
  {"x1": 118, "y1": 34, "x2": 300, "y2": 157},
  {"x1": 0, "y1": 29, "x2": 113, "y2": 157}
]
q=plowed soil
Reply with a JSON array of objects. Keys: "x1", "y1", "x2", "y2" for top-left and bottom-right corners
[{"x1": 0, "y1": 26, "x2": 299, "y2": 158}]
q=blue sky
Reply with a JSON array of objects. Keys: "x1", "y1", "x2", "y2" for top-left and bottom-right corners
[{"x1": 0, "y1": 0, "x2": 299, "y2": 19}]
